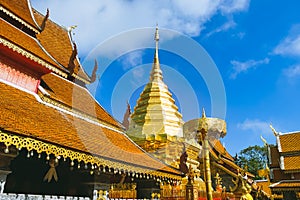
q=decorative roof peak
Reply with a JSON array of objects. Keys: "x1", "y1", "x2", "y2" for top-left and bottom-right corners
[
  {"x1": 202, "y1": 107, "x2": 206, "y2": 118},
  {"x1": 150, "y1": 25, "x2": 163, "y2": 82},
  {"x1": 154, "y1": 24, "x2": 159, "y2": 64}
]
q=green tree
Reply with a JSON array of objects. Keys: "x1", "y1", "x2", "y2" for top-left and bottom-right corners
[{"x1": 235, "y1": 145, "x2": 268, "y2": 179}]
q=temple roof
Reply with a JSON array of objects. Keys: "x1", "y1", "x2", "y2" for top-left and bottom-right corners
[
  {"x1": 40, "y1": 73, "x2": 121, "y2": 129},
  {"x1": 279, "y1": 131, "x2": 300, "y2": 153},
  {"x1": 273, "y1": 131, "x2": 300, "y2": 172},
  {"x1": 1, "y1": 0, "x2": 40, "y2": 33},
  {"x1": 210, "y1": 139, "x2": 234, "y2": 161},
  {"x1": 209, "y1": 139, "x2": 254, "y2": 177},
  {"x1": 33, "y1": 9, "x2": 91, "y2": 83},
  {"x1": 0, "y1": 81, "x2": 182, "y2": 179},
  {"x1": 255, "y1": 180, "x2": 271, "y2": 197},
  {"x1": 283, "y1": 155, "x2": 300, "y2": 172},
  {"x1": 0, "y1": 18, "x2": 67, "y2": 77},
  {"x1": 1, "y1": 0, "x2": 91, "y2": 83},
  {"x1": 270, "y1": 180, "x2": 300, "y2": 191}
]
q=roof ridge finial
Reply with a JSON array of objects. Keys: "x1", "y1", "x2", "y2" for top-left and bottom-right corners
[
  {"x1": 150, "y1": 24, "x2": 163, "y2": 82},
  {"x1": 154, "y1": 24, "x2": 159, "y2": 62},
  {"x1": 202, "y1": 107, "x2": 206, "y2": 118},
  {"x1": 270, "y1": 124, "x2": 279, "y2": 136},
  {"x1": 40, "y1": 8, "x2": 49, "y2": 32}
]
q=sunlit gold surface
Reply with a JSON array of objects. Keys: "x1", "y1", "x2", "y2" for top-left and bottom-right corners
[{"x1": 127, "y1": 26, "x2": 183, "y2": 141}]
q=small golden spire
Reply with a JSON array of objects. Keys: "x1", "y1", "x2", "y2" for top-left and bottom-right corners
[
  {"x1": 202, "y1": 107, "x2": 206, "y2": 118},
  {"x1": 150, "y1": 24, "x2": 163, "y2": 82},
  {"x1": 154, "y1": 24, "x2": 159, "y2": 64},
  {"x1": 155, "y1": 24, "x2": 159, "y2": 48}
]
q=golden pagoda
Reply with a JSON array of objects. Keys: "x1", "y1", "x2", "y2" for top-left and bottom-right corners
[
  {"x1": 127, "y1": 26, "x2": 184, "y2": 148},
  {"x1": 126, "y1": 26, "x2": 253, "y2": 199}
]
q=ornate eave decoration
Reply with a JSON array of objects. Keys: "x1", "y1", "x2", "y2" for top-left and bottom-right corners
[
  {"x1": 0, "y1": 6, "x2": 40, "y2": 34},
  {"x1": 0, "y1": 37, "x2": 68, "y2": 78},
  {"x1": 72, "y1": 73, "x2": 90, "y2": 84},
  {"x1": 0, "y1": 130, "x2": 181, "y2": 180}
]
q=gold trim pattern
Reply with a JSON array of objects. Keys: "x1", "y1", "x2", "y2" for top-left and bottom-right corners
[
  {"x1": 0, "y1": 6, "x2": 40, "y2": 34},
  {"x1": 72, "y1": 73, "x2": 90, "y2": 84},
  {"x1": 0, "y1": 130, "x2": 181, "y2": 180},
  {"x1": 0, "y1": 37, "x2": 68, "y2": 78}
]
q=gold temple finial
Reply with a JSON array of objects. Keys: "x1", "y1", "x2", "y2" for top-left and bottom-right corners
[
  {"x1": 155, "y1": 24, "x2": 159, "y2": 41},
  {"x1": 202, "y1": 107, "x2": 206, "y2": 118},
  {"x1": 260, "y1": 135, "x2": 268, "y2": 147},
  {"x1": 270, "y1": 124, "x2": 279, "y2": 136},
  {"x1": 150, "y1": 25, "x2": 163, "y2": 82},
  {"x1": 154, "y1": 24, "x2": 159, "y2": 64}
]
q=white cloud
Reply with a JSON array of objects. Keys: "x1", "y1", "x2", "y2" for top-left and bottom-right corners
[
  {"x1": 119, "y1": 51, "x2": 144, "y2": 70},
  {"x1": 237, "y1": 119, "x2": 271, "y2": 135},
  {"x1": 230, "y1": 57, "x2": 270, "y2": 79},
  {"x1": 129, "y1": 67, "x2": 147, "y2": 88},
  {"x1": 220, "y1": 0, "x2": 250, "y2": 13},
  {"x1": 235, "y1": 32, "x2": 246, "y2": 39},
  {"x1": 274, "y1": 35, "x2": 300, "y2": 57},
  {"x1": 283, "y1": 65, "x2": 300, "y2": 78},
  {"x1": 132, "y1": 67, "x2": 145, "y2": 80},
  {"x1": 206, "y1": 18, "x2": 237, "y2": 37},
  {"x1": 31, "y1": 0, "x2": 250, "y2": 56},
  {"x1": 273, "y1": 24, "x2": 300, "y2": 57}
]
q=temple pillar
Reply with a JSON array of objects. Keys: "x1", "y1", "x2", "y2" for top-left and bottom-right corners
[{"x1": 203, "y1": 136, "x2": 213, "y2": 200}]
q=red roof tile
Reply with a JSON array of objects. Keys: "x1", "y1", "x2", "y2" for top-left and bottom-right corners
[
  {"x1": 210, "y1": 139, "x2": 234, "y2": 161},
  {"x1": 256, "y1": 180, "x2": 271, "y2": 196},
  {"x1": 41, "y1": 73, "x2": 121, "y2": 128},
  {"x1": 1, "y1": 0, "x2": 40, "y2": 31},
  {"x1": 0, "y1": 18, "x2": 66, "y2": 73},
  {"x1": 0, "y1": 82, "x2": 181, "y2": 176},
  {"x1": 33, "y1": 10, "x2": 90, "y2": 82},
  {"x1": 283, "y1": 155, "x2": 300, "y2": 171}
]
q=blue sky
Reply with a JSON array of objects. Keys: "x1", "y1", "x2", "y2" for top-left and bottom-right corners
[{"x1": 32, "y1": 0, "x2": 300, "y2": 155}]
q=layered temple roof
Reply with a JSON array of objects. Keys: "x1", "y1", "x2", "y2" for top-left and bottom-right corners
[
  {"x1": 278, "y1": 131, "x2": 300, "y2": 153},
  {"x1": 275, "y1": 131, "x2": 300, "y2": 173},
  {"x1": 0, "y1": 0, "x2": 182, "y2": 179},
  {"x1": 268, "y1": 130, "x2": 300, "y2": 194},
  {"x1": 33, "y1": 9, "x2": 91, "y2": 83},
  {"x1": 127, "y1": 26, "x2": 184, "y2": 140},
  {"x1": 1, "y1": 0, "x2": 91, "y2": 83},
  {"x1": 1, "y1": 0, "x2": 41, "y2": 33},
  {"x1": 270, "y1": 180, "x2": 300, "y2": 191},
  {"x1": 40, "y1": 73, "x2": 121, "y2": 129},
  {"x1": 0, "y1": 81, "x2": 180, "y2": 177},
  {"x1": 0, "y1": 18, "x2": 64, "y2": 75}
]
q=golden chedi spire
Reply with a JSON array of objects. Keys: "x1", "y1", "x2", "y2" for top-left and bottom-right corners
[
  {"x1": 127, "y1": 25, "x2": 184, "y2": 144},
  {"x1": 150, "y1": 24, "x2": 163, "y2": 82}
]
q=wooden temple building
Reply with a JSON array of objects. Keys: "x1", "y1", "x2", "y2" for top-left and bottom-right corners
[
  {"x1": 267, "y1": 129, "x2": 300, "y2": 199},
  {"x1": 242, "y1": 128, "x2": 300, "y2": 200},
  {"x1": 0, "y1": 0, "x2": 183, "y2": 199}
]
